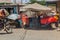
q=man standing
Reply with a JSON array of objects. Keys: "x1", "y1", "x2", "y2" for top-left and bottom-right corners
[
  {"x1": 22, "y1": 14, "x2": 29, "y2": 28},
  {"x1": 18, "y1": 12, "x2": 23, "y2": 28}
]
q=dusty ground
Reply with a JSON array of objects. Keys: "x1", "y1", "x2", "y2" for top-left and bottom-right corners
[{"x1": 0, "y1": 28, "x2": 60, "y2": 40}]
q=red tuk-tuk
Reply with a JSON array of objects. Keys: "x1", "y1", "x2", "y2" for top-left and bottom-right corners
[
  {"x1": 41, "y1": 16, "x2": 58, "y2": 24},
  {"x1": 40, "y1": 13, "x2": 58, "y2": 28}
]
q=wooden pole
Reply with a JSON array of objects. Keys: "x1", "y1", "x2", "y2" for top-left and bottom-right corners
[
  {"x1": 56, "y1": 2, "x2": 57, "y2": 13},
  {"x1": 18, "y1": 4, "x2": 20, "y2": 14}
]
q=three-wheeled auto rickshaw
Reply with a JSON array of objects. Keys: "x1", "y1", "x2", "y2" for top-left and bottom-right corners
[{"x1": 40, "y1": 12, "x2": 58, "y2": 29}]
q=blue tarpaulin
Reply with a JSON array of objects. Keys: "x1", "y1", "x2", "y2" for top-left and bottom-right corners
[{"x1": 13, "y1": 7, "x2": 17, "y2": 14}]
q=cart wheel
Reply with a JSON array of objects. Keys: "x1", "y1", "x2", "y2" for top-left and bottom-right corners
[
  {"x1": 50, "y1": 23, "x2": 56, "y2": 29},
  {"x1": 5, "y1": 25, "x2": 12, "y2": 33}
]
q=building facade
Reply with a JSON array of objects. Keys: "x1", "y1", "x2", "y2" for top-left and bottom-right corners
[
  {"x1": 56, "y1": 1, "x2": 60, "y2": 13},
  {"x1": 0, "y1": 0, "x2": 12, "y2": 3}
]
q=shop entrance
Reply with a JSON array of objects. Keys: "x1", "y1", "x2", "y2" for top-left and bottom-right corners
[{"x1": 5, "y1": 8, "x2": 13, "y2": 14}]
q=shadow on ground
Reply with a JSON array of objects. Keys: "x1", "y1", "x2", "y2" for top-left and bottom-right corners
[
  {"x1": 24, "y1": 25, "x2": 56, "y2": 31},
  {"x1": 0, "y1": 32, "x2": 13, "y2": 35}
]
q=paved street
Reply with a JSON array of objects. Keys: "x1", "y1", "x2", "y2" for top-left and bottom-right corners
[{"x1": 0, "y1": 28, "x2": 60, "y2": 40}]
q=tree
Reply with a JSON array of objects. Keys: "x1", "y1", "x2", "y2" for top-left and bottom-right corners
[
  {"x1": 29, "y1": 0, "x2": 46, "y2": 5},
  {"x1": 39, "y1": 0, "x2": 46, "y2": 5},
  {"x1": 30, "y1": 0, "x2": 37, "y2": 4}
]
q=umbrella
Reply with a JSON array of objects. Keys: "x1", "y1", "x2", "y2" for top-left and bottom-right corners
[
  {"x1": 7, "y1": 14, "x2": 18, "y2": 20},
  {"x1": 0, "y1": 9, "x2": 9, "y2": 16}
]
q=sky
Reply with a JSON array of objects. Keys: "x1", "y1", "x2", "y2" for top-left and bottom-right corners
[
  {"x1": 11, "y1": 0, "x2": 30, "y2": 3},
  {"x1": 11, "y1": 0, "x2": 58, "y2": 3}
]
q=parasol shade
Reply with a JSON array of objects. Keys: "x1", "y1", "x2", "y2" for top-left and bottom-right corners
[
  {"x1": 7, "y1": 14, "x2": 18, "y2": 20},
  {"x1": 23, "y1": 3, "x2": 52, "y2": 11}
]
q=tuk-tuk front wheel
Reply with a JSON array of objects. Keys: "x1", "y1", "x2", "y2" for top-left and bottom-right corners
[{"x1": 50, "y1": 23, "x2": 56, "y2": 29}]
